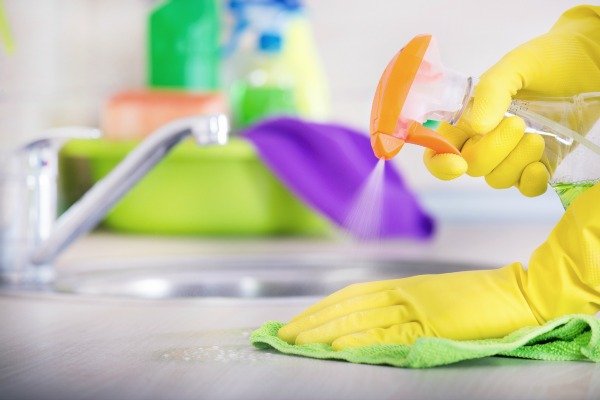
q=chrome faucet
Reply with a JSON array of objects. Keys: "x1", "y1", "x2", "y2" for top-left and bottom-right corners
[{"x1": 0, "y1": 115, "x2": 229, "y2": 285}]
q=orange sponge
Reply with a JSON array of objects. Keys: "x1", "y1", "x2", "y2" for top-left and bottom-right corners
[{"x1": 102, "y1": 90, "x2": 227, "y2": 140}]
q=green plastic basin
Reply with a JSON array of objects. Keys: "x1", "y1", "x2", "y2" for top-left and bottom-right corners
[{"x1": 59, "y1": 138, "x2": 332, "y2": 236}]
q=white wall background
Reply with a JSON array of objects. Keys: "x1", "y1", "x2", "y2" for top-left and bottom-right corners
[{"x1": 1, "y1": 0, "x2": 581, "y2": 221}]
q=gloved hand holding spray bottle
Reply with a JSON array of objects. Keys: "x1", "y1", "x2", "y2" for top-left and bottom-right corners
[{"x1": 278, "y1": 5, "x2": 600, "y2": 349}]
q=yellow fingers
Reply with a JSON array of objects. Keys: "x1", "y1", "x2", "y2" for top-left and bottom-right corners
[
  {"x1": 461, "y1": 116, "x2": 525, "y2": 177},
  {"x1": 423, "y1": 152, "x2": 468, "y2": 181},
  {"x1": 332, "y1": 322, "x2": 426, "y2": 350},
  {"x1": 288, "y1": 279, "x2": 402, "y2": 323},
  {"x1": 518, "y1": 162, "x2": 549, "y2": 197},
  {"x1": 424, "y1": 116, "x2": 548, "y2": 196},
  {"x1": 277, "y1": 289, "x2": 404, "y2": 343},
  {"x1": 423, "y1": 122, "x2": 471, "y2": 180},
  {"x1": 294, "y1": 305, "x2": 411, "y2": 345},
  {"x1": 466, "y1": 78, "x2": 514, "y2": 135},
  {"x1": 485, "y1": 133, "x2": 545, "y2": 189}
]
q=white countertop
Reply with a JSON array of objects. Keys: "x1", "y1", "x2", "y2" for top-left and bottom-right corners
[{"x1": 2, "y1": 222, "x2": 599, "y2": 400}]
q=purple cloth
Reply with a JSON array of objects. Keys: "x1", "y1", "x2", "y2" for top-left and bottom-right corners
[{"x1": 243, "y1": 117, "x2": 434, "y2": 239}]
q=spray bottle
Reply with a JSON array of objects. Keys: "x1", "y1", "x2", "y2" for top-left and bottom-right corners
[
  {"x1": 370, "y1": 35, "x2": 600, "y2": 208},
  {"x1": 225, "y1": 0, "x2": 329, "y2": 129},
  {"x1": 228, "y1": 30, "x2": 297, "y2": 129}
]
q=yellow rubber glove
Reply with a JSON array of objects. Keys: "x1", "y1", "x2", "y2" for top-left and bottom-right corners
[
  {"x1": 277, "y1": 182, "x2": 600, "y2": 349},
  {"x1": 425, "y1": 5, "x2": 600, "y2": 196},
  {"x1": 425, "y1": 119, "x2": 549, "y2": 196}
]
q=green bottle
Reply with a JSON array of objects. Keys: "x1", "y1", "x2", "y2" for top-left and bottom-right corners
[{"x1": 148, "y1": 0, "x2": 220, "y2": 90}]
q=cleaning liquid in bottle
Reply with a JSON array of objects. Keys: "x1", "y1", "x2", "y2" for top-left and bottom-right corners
[
  {"x1": 552, "y1": 181, "x2": 597, "y2": 209},
  {"x1": 512, "y1": 93, "x2": 600, "y2": 209}
]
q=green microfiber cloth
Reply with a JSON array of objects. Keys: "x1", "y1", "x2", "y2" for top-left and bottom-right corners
[{"x1": 250, "y1": 314, "x2": 600, "y2": 368}]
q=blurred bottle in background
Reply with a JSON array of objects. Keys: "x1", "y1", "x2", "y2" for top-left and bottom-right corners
[
  {"x1": 148, "y1": 0, "x2": 221, "y2": 90},
  {"x1": 281, "y1": 8, "x2": 330, "y2": 121},
  {"x1": 105, "y1": 0, "x2": 226, "y2": 142},
  {"x1": 225, "y1": 0, "x2": 330, "y2": 130},
  {"x1": 229, "y1": 31, "x2": 297, "y2": 128}
]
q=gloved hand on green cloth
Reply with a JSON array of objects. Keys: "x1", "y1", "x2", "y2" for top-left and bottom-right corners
[
  {"x1": 277, "y1": 5, "x2": 600, "y2": 349},
  {"x1": 278, "y1": 173, "x2": 600, "y2": 349},
  {"x1": 425, "y1": 5, "x2": 600, "y2": 197}
]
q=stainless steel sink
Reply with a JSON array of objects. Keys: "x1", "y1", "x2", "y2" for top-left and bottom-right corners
[{"x1": 52, "y1": 256, "x2": 482, "y2": 299}]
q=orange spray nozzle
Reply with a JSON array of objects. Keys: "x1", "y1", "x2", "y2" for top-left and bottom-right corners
[
  {"x1": 370, "y1": 34, "x2": 460, "y2": 160},
  {"x1": 370, "y1": 132, "x2": 405, "y2": 160}
]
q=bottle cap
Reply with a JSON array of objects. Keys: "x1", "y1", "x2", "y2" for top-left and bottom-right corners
[{"x1": 259, "y1": 33, "x2": 283, "y2": 52}]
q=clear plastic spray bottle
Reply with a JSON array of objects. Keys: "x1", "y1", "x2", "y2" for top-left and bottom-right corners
[{"x1": 369, "y1": 35, "x2": 600, "y2": 208}]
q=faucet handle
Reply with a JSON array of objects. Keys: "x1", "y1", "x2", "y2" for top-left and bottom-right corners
[
  {"x1": 18, "y1": 127, "x2": 101, "y2": 153},
  {"x1": 2, "y1": 127, "x2": 101, "y2": 174}
]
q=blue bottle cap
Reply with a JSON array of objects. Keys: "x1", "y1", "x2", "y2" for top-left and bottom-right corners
[{"x1": 259, "y1": 33, "x2": 283, "y2": 52}]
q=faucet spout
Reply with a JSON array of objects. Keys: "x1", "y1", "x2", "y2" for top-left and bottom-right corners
[{"x1": 30, "y1": 114, "x2": 229, "y2": 267}]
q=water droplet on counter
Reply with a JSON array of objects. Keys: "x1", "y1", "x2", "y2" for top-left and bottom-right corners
[
  {"x1": 159, "y1": 345, "x2": 276, "y2": 364},
  {"x1": 157, "y1": 328, "x2": 278, "y2": 364}
]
